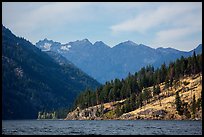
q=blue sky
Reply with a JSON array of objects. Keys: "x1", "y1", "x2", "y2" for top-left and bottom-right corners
[{"x1": 2, "y1": 2, "x2": 202, "y2": 51}]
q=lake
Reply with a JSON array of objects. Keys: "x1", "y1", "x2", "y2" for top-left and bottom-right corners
[{"x1": 2, "y1": 120, "x2": 202, "y2": 135}]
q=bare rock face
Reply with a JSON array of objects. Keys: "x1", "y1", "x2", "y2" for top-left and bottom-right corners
[
  {"x1": 119, "y1": 113, "x2": 134, "y2": 120},
  {"x1": 120, "y1": 109, "x2": 168, "y2": 120},
  {"x1": 65, "y1": 107, "x2": 80, "y2": 120},
  {"x1": 152, "y1": 110, "x2": 167, "y2": 118},
  {"x1": 65, "y1": 106, "x2": 103, "y2": 120},
  {"x1": 137, "y1": 108, "x2": 156, "y2": 115}
]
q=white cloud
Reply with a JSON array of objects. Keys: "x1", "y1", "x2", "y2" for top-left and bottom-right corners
[
  {"x1": 2, "y1": 2, "x2": 152, "y2": 33},
  {"x1": 2, "y1": 2, "x2": 202, "y2": 50},
  {"x1": 152, "y1": 26, "x2": 202, "y2": 51},
  {"x1": 3, "y1": 2, "x2": 92, "y2": 32},
  {"x1": 110, "y1": 2, "x2": 202, "y2": 50},
  {"x1": 152, "y1": 3, "x2": 202, "y2": 50},
  {"x1": 156, "y1": 27, "x2": 200, "y2": 42},
  {"x1": 110, "y1": 2, "x2": 201, "y2": 34}
]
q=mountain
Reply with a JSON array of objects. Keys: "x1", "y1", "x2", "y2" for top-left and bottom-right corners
[
  {"x1": 36, "y1": 39, "x2": 202, "y2": 84},
  {"x1": 190, "y1": 44, "x2": 202, "y2": 55},
  {"x1": 2, "y1": 26, "x2": 100, "y2": 120}
]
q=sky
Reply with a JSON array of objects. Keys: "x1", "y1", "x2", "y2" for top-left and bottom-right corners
[{"x1": 2, "y1": 2, "x2": 202, "y2": 51}]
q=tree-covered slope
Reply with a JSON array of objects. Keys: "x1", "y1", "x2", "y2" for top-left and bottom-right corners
[
  {"x1": 2, "y1": 25, "x2": 100, "y2": 119},
  {"x1": 69, "y1": 52, "x2": 202, "y2": 120}
]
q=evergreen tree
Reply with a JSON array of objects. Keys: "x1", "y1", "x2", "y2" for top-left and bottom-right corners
[
  {"x1": 95, "y1": 107, "x2": 101, "y2": 117},
  {"x1": 169, "y1": 62, "x2": 175, "y2": 87},
  {"x1": 100, "y1": 103, "x2": 104, "y2": 116},
  {"x1": 130, "y1": 93, "x2": 136, "y2": 110},
  {"x1": 123, "y1": 99, "x2": 129, "y2": 113},
  {"x1": 175, "y1": 91, "x2": 183, "y2": 115},
  {"x1": 126, "y1": 84, "x2": 131, "y2": 98},
  {"x1": 175, "y1": 59, "x2": 181, "y2": 80},
  {"x1": 183, "y1": 102, "x2": 191, "y2": 118},
  {"x1": 191, "y1": 94, "x2": 196, "y2": 118},
  {"x1": 108, "y1": 88, "x2": 115, "y2": 102},
  {"x1": 180, "y1": 56, "x2": 185, "y2": 76},
  {"x1": 186, "y1": 56, "x2": 193, "y2": 75},
  {"x1": 96, "y1": 88, "x2": 99, "y2": 105},
  {"x1": 153, "y1": 85, "x2": 161, "y2": 96},
  {"x1": 164, "y1": 76, "x2": 170, "y2": 89},
  {"x1": 196, "y1": 97, "x2": 201, "y2": 111},
  {"x1": 198, "y1": 54, "x2": 202, "y2": 72},
  {"x1": 120, "y1": 84, "x2": 126, "y2": 99},
  {"x1": 138, "y1": 93, "x2": 143, "y2": 108},
  {"x1": 143, "y1": 88, "x2": 151, "y2": 104},
  {"x1": 115, "y1": 104, "x2": 122, "y2": 117},
  {"x1": 192, "y1": 51, "x2": 199, "y2": 74},
  {"x1": 161, "y1": 63, "x2": 167, "y2": 82}
]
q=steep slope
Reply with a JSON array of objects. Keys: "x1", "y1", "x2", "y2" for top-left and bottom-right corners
[
  {"x1": 65, "y1": 52, "x2": 202, "y2": 120},
  {"x1": 65, "y1": 74, "x2": 202, "y2": 120},
  {"x1": 2, "y1": 26, "x2": 100, "y2": 119},
  {"x1": 121, "y1": 74, "x2": 202, "y2": 120},
  {"x1": 36, "y1": 39, "x2": 202, "y2": 84}
]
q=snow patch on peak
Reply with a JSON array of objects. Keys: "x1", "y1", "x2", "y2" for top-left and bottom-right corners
[
  {"x1": 42, "y1": 43, "x2": 52, "y2": 51},
  {"x1": 60, "y1": 44, "x2": 71, "y2": 51}
]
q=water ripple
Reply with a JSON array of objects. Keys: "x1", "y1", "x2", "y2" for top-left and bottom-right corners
[{"x1": 2, "y1": 120, "x2": 202, "y2": 135}]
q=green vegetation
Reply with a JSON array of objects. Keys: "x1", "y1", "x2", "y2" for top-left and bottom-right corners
[
  {"x1": 191, "y1": 94, "x2": 196, "y2": 118},
  {"x1": 175, "y1": 91, "x2": 202, "y2": 119},
  {"x1": 2, "y1": 25, "x2": 100, "y2": 120},
  {"x1": 104, "y1": 110, "x2": 116, "y2": 119},
  {"x1": 38, "y1": 108, "x2": 73, "y2": 119},
  {"x1": 175, "y1": 91, "x2": 183, "y2": 115},
  {"x1": 72, "y1": 52, "x2": 202, "y2": 117},
  {"x1": 38, "y1": 111, "x2": 57, "y2": 119}
]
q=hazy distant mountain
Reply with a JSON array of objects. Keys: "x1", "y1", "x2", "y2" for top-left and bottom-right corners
[
  {"x1": 36, "y1": 38, "x2": 202, "y2": 84},
  {"x1": 2, "y1": 26, "x2": 100, "y2": 119}
]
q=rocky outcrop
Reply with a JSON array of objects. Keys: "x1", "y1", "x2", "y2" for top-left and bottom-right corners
[{"x1": 65, "y1": 106, "x2": 104, "y2": 120}]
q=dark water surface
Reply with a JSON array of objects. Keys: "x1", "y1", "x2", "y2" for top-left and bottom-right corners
[{"x1": 2, "y1": 120, "x2": 202, "y2": 135}]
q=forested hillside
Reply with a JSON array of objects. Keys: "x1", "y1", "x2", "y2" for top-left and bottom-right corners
[
  {"x1": 2, "y1": 25, "x2": 100, "y2": 119},
  {"x1": 69, "y1": 52, "x2": 202, "y2": 119}
]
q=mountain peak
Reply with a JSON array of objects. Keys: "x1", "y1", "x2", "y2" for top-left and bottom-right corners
[
  {"x1": 93, "y1": 41, "x2": 110, "y2": 49},
  {"x1": 35, "y1": 38, "x2": 61, "y2": 52},
  {"x1": 190, "y1": 44, "x2": 202, "y2": 55},
  {"x1": 123, "y1": 40, "x2": 137, "y2": 46},
  {"x1": 196, "y1": 44, "x2": 202, "y2": 50},
  {"x1": 94, "y1": 41, "x2": 104, "y2": 44},
  {"x1": 40, "y1": 38, "x2": 49, "y2": 42},
  {"x1": 37, "y1": 38, "x2": 52, "y2": 44},
  {"x1": 114, "y1": 40, "x2": 138, "y2": 48},
  {"x1": 94, "y1": 41, "x2": 105, "y2": 45},
  {"x1": 79, "y1": 38, "x2": 92, "y2": 44},
  {"x1": 82, "y1": 38, "x2": 89, "y2": 42},
  {"x1": 69, "y1": 38, "x2": 92, "y2": 46}
]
